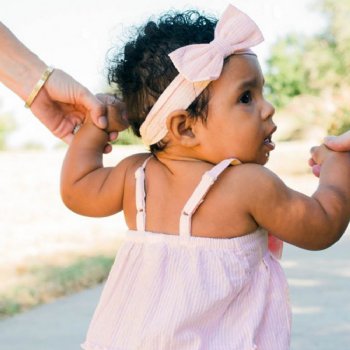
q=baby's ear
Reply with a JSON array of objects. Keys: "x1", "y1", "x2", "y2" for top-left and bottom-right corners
[{"x1": 166, "y1": 110, "x2": 199, "y2": 147}]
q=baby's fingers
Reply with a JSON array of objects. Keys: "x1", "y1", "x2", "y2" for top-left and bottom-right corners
[
  {"x1": 103, "y1": 143, "x2": 113, "y2": 154},
  {"x1": 106, "y1": 103, "x2": 129, "y2": 132},
  {"x1": 312, "y1": 164, "x2": 321, "y2": 178},
  {"x1": 102, "y1": 132, "x2": 119, "y2": 154},
  {"x1": 308, "y1": 157, "x2": 317, "y2": 167},
  {"x1": 109, "y1": 131, "x2": 119, "y2": 142},
  {"x1": 309, "y1": 144, "x2": 330, "y2": 164},
  {"x1": 96, "y1": 93, "x2": 129, "y2": 133},
  {"x1": 308, "y1": 156, "x2": 321, "y2": 178}
]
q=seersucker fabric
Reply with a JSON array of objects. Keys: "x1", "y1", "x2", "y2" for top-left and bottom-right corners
[{"x1": 81, "y1": 158, "x2": 291, "y2": 350}]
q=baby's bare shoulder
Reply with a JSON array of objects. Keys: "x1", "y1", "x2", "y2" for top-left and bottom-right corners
[
  {"x1": 108, "y1": 153, "x2": 152, "y2": 185},
  {"x1": 226, "y1": 163, "x2": 281, "y2": 184},
  {"x1": 220, "y1": 163, "x2": 287, "y2": 201},
  {"x1": 115, "y1": 152, "x2": 151, "y2": 170}
]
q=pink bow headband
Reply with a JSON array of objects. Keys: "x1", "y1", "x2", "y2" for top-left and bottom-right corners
[{"x1": 140, "y1": 4, "x2": 264, "y2": 146}]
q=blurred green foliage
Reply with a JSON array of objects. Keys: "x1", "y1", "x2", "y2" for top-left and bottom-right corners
[
  {"x1": 113, "y1": 128, "x2": 142, "y2": 145},
  {"x1": 265, "y1": 35, "x2": 314, "y2": 108},
  {"x1": 328, "y1": 107, "x2": 350, "y2": 135},
  {"x1": 265, "y1": 0, "x2": 350, "y2": 136},
  {"x1": 266, "y1": 0, "x2": 350, "y2": 104}
]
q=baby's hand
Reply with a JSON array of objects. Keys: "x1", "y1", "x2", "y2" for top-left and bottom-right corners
[
  {"x1": 95, "y1": 93, "x2": 129, "y2": 136},
  {"x1": 309, "y1": 144, "x2": 335, "y2": 177},
  {"x1": 76, "y1": 94, "x2": 129, "y2": 153}
]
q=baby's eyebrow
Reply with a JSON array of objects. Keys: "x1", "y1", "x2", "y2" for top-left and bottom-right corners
[{"x1": 237, "y1": 77, "x2": 263, "y2": 90}]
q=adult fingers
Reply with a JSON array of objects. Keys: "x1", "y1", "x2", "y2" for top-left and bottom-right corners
[
  {"x1": 324, "y1": 131, "x2": 350, "y2": 152},
  {"x1": 62, "y1": 133, "x2": 74, "y2": 145},
  {"x1": 79, "y1": 89, "x2": 107, "y2": 129}
]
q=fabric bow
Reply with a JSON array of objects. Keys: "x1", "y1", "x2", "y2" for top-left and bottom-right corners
[{"x1": 169, "y1": 4, "x2": 264, "y2": 82}]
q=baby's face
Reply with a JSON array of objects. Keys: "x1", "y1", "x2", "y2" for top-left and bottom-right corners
[{"x1": 194, "y1": 54, "x2": 276, "y2": 165}]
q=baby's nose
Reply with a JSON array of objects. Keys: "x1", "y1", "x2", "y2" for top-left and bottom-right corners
[{"x1": 262, "y1": 100, "x2": 275, "y2": 120}]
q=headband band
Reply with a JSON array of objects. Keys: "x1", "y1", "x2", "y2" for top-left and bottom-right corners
[{"x1": 140, "y1": 4, "x2": 264, "y2": 146}]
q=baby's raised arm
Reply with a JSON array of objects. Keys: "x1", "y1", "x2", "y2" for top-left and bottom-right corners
[
  {"x1": 60, "y1": 102, "x2": 133, "y2": 217},
  {"x1": 241, "y1": 146, "x2": 350, "y2": 250}
]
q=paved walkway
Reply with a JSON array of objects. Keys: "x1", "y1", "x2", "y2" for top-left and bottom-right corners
[
  {"x1": 1, "y1": 235, "x2": 350, "y2": 349},
  {"x1": 0, "y1": 285, "x2": 102, "y2": 350}
]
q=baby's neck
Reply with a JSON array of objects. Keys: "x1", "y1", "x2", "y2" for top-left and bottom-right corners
[{"x1": 156, "y1": 147, "x2": 205, "y2": 164}]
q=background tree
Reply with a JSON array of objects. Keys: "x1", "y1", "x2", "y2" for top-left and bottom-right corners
[{"x1": 265, "y1": 0, "x2": 350, "y2": 136}]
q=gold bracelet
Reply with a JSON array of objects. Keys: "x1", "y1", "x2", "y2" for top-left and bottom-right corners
[{"x1": 24, "y1": 66, "x2": 54, "y2": 108}]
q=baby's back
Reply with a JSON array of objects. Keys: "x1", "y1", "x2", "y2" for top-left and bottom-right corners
[{"x1": 122, "y1": 154, "x2": 259, "y2": 239}]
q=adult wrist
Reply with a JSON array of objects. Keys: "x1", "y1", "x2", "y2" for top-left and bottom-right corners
[
  {"x1": 24, "y1": 66, "x2": 54, "y2": 108},
  {"x1": 0, "y1": 49, "x2": 47, "y2": 101},
  {"x1": 0, "y1": 22, "x2": 47, "y2": 100},
  {"x1": 19, "y1": 56, "x2": 47, "y2": 101}
]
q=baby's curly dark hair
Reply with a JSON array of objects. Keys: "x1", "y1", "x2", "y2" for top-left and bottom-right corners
[{"x1": 107, "y1": 10, "x2": 217, "y2": 152}]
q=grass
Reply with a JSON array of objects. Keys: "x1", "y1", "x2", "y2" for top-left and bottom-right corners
[{"x1": 0, "y1": 253, "x2": 116, "y2": 319}]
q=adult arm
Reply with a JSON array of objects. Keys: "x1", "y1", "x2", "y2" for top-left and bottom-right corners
[{"x1": 0, "y1": 22, "x2": 119, "y2": 144}]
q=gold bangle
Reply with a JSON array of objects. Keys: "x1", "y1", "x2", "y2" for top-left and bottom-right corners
[{"x1": 24, "y1": 66, "x2": 54, "y2": 108}]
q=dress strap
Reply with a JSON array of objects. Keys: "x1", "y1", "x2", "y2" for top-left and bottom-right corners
[
  {"x1": 179, "y1": 158, "x2": 241, "y2": 237},
  {"x1": 135, "y1": 156, "x2": 152, "y2": 231}
]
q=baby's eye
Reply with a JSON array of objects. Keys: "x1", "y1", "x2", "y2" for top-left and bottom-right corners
[{"x1": 239, "y1": 91, "x2": 252, "y2": 104}]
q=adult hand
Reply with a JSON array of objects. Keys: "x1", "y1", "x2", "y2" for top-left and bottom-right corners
[
  {"x1": 30, "y1": 69, "x2": 108, "y2": 144},
  {"x1": 324, "y1": 131, "x2": 350, "y2": 152}
]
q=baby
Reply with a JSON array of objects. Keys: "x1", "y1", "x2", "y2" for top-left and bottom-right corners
[{"x1": 61, "y1": 5, "x2": 350, "y2": 350}]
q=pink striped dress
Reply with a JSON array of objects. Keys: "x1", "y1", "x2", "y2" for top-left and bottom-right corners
[{"x1": 81, "y1": 158, "x2": 291, "y2": 350}]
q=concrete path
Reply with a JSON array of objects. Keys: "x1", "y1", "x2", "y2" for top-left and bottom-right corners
[
  {"x1": 0, "y1": 285, "x2": 102, "y2": 350},
  {"x1": 1, "y1": 235, "x2": 350, "y2": 350}
]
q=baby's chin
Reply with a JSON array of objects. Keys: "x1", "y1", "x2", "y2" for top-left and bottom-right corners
[
  {"x1": 261, "y1": 154, "x2": 271, "y2": 165},
  {"x1": 251, "y1": 156, "x2": 270, "y2": 166},
  {"x1": 241, "y1": 154, "x2": 270, "y2": 165}
]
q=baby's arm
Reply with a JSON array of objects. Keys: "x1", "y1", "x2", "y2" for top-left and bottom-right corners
[
  {"x1": 60, "y1": 107, "x2": 134, "y2": 217},
  {"x1": 242, "y1": 146, "x2": 350, "y2": 250}
]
